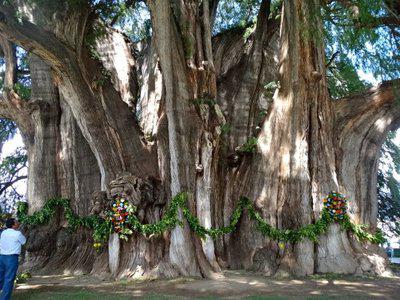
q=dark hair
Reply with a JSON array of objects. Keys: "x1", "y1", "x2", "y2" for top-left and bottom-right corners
[{"x1": 5, "y1": 218, "x2": 16, "y2": 229}]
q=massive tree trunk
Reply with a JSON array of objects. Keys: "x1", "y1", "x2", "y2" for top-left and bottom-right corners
[
  {"x1": 147, "y1": 0, "x2": 223, "y2": 277},
  {"x1": 26, "y1": 54, "x2": 60, "y2": 213},
  {"x1": 0, "y1": 0, "x2": 397, "y2": 277},
  {"x1": 0, "y1": 40, "x2": 102, "y2": 272}
]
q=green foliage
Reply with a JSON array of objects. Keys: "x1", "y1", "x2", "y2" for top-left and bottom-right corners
[
  {"x1": 126, "y1": 193, "x2": 186, "y2": 237},
  {"x1": 327, "y1": 55, "x2": 370, "y2": 99},
  {"x1": 13, "y1": 82, "x2": 31, "y2": 100},
  {"x1": 85, "y1": 22, "x2": 107, "y2": 55},
  {"x1": 97, "y1": 0, "x2": 152, "y2": 42},
  {"x1": 333, "y1": 1, "x2": 400, "y2": 241},
  {"x1": 0, "y1": 211, "x2": 12, "y2": 228},
  {"x1": 213, "y1": 0, "x2": 283, "y2": 35},
  {"x1": 15, "y1": 271, "x2": 31, "y2": 284},
  {"x1": 213, "y1": 0, "x2": 260, "y2": 35},
  {"x1": 213, "y1": 0, "x2": 282, "y2": 35},
  {"x1": 243, "y1": 22, "x2": 257, "y2": 40},
  {"x1": 17, "y1": 198, "x2": 112, "y2": 245},
  {"x1": 237, "y1": 137, "x2": 258, "y2": 153},
  {"x1": 263, "y1": 81, "x2": 280, "y2": 99},
  {"x1": 0, "y1": 120, "x2": 17, "y2": 145},
  {"x1": 0, "y1": 147, "x2": 27, "y2": 212},
  {"x1": 26, "y1": 0, "x2": 85, "y2": 10},
  {"x1": 17, "y1": 192, "x2": 384, "y2": 250},
  {"x1": 270, "y1": 0, "x2": 283, "y2": 19},
  {"x1": 323, "y1": 0, "x2": 400, "y2": 82},
  {"x1": 0, "y1": 124, "x2": 26, "y2": 214},
  {"x1": 220, "y1": 123, "x2": 231, "y2": 135},
  {"x1": 0, "y1": 148, "x2": 26, "y2": 176},
  {"x1": 377, "y1": 131, "x2": 400, "y2": 237}
]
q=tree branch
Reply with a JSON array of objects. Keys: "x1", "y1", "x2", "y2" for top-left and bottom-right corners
[
  {"x1": 335, "y1": 79, "x2": 400, "y2": 115},
  {"x1": 334, "y1": 79, "x2": 400, "y2": 135},
  {"x1": 357, "y1": 16, "x2": 400, "y2": 29},
  {"x1": 0, "y1": 4, "x2": 73, "y2": 72},
  {"x1": 0, "y1": 175, "x2": 27, "y2": 195},
  {"x1": 0, "y1": 37, "x2": 16, "y2": 87},
  {"x1": 326, "y1": 51, "x2": 340, "y2": 68},
  {"x1": 0, "y1": 92, "x2": 34, "y2": 138},
  {"x1": 0, "y1": 100, "x2": 13, "y2": 119},
  {"x1": 209, "y1": 0, "x2": 219, "y2": 29},
  {"x1": 254, "y1": 0, "x2": 272, "y2": 41},
  {"x1": 324, "y1": 0, "x2": 400, "y2": 29}
]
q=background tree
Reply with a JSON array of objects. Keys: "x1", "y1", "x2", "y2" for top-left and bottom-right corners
[
  {"x1": 377, "y1": 132, "x2": 400, "y2": 238},
  {"x1": 0, "y1": 146, "x2": 27, "y2": 212},
  {"x1": 0, "y1": 46, "x2": 30, "y2": 212}
]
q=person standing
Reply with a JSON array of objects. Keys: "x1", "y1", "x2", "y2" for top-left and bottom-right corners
[{"x1": 0, "y1": 218, "x2": 26, "y2": 300}]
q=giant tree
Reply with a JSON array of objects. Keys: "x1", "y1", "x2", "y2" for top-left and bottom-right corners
[{"x1": 0, "y1": 0, "x2": 398, "y2": 277}]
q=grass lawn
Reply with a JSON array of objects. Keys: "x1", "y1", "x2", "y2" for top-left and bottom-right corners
[
  {"x1": 12, "y1": 270, "x2": 400, "y2": 299},
  {"x1": 12, "y1": 288, "x2": 373, "y2": 300}
]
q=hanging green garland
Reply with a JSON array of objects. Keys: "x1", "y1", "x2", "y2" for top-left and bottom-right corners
[
  {"x1": 16, "y1": 191, "x2": 385, "y2": 251},
  {"x1": 17, "y1": 199, "x2": 112, "y2": 247}
]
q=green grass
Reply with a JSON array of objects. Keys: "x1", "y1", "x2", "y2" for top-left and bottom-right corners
[
  {"x1": 245, "y1": 297, "x2": 367, "y2": 300},
  {"x1": 13, "y1": 290, "x2": 131, "y2": 300},
  {"x1": 244, "y1": 297, "x2": 289, "y2": 300},
  {"x1": 13, "y1": 291, "x2": 369, "y2": 300},
  {"x1": 13, "y1": 290, "x2": 223, "y2": 300}
]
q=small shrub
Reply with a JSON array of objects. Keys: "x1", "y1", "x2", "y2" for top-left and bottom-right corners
[
  {"x1": 237, "y1": 137, "x2": 258, "y2": 153},
  {"x1": 15, "y1": 271, "x2": 32, "y2": 284}
]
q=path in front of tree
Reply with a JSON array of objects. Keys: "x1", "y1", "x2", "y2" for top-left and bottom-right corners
[{"x1": 13, "y1": 270, "x2": 400, "y2": 299}]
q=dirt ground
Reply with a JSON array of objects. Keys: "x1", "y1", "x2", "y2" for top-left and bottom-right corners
[{"x1": 12, "y1": 269, "x2": 400, "y2": 299}]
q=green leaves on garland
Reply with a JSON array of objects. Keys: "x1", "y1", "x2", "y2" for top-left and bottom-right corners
[
  {"x1": 17, "y1": 199, "x2": 112, "y2": 246},
  {"x1": 16, "y1": 192, "x2": 385, "y2": 251}
]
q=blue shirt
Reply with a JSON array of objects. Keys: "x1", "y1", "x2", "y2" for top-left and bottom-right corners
[{"x1": 0, "y1": 229, "x2": 26, "y2": 255}]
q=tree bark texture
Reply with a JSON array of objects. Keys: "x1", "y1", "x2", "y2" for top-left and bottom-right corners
[{"x1": 0, "y1": 0, "x2": 397, "y2": 277}]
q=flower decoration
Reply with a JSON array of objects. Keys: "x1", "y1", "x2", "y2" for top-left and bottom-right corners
[
  {"x1": 323, "y1": 191, "x2": 347, "y2": 221},
  {"x1": 16, "y1": 191, "x2": 385, "y2": 252},
  {"x1": 108, "y1": 195, "x2": 136, "y2": 240}
]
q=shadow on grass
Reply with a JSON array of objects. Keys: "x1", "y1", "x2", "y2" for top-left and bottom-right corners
[
  {"x1": 13, "y1": 270, "x2": 400, "y2": 300},
  {"x1": 14, "y1": 289, "x2": 180, "y2": 300},
  {"x1": 12, "y1": 288, "x2": 371, "y2": 300}
]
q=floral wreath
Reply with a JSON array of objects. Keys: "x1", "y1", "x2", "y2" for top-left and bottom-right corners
[
  {"x1": 93, "y1": 195, "x2": 136, "y2": 251},
  {"x1": 323, "y1": 191, "x2": 347, "y2": 221}
]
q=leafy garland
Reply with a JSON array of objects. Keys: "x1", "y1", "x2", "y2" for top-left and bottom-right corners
[
  {"x1": 16, "y1": 192, "x2": 385, "y2": 251},
  {"x1": 17, "y1": 199, "x2": 112, "y2": 247}
]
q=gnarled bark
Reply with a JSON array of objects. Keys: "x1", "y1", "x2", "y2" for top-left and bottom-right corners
[
  {"x1": 0, "y1": 1, "x2": 157, "y2": 186},
  {"x1": 147, "y1": 0, "x2": 232, "y2": 276},
  {"x1": 0, "y1": 0, "x2": 396, "y2": 278}
]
